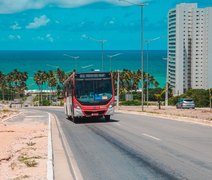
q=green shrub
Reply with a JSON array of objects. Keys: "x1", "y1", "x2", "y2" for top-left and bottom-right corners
[
  {"x1": 169, "y1": 89, "x2": 210, "y2": 107},
  {"x1": 41, "y1": 99, "x2": 50, "y2": 106},
  {"x1": 120, "y1": 100, "x2": 143, "y2": 106}
]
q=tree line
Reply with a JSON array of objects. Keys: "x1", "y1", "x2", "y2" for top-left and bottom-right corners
[
  {"x1": 0, "y1": 69, "x2": 28, "y2": 101},
  {"x1": 0, "y1": 68, "x2": 68, "y2": 101},
  {"x1": 0, "y1": 68, "x2": 211, "y2": 107},
  {"x1": 0, "y1": 68, "x2": 160, "y2": 102}
]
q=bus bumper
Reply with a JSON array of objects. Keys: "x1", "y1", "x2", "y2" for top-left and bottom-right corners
[
  {"x1": 105, "y1": 107, "x2": 115, "y2": 115},
  {"x1": 74, "y1": 108, "x2": 84, "y2": 117}
]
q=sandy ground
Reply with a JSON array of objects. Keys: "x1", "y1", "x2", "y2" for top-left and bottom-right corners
[
  {"x1": 117, "y1": 105, "x2": 212, "y2": 124},
  {"x1": 0, "y1": 109, "x2": 48, "y2": 180}
]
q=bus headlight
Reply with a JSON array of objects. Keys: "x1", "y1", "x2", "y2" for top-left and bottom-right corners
[
  {"x1": 109, "y1": 102, "x2": 114, "y2": 108},
  {"x1": 74, "y1": 103, "x2": 81, "y2": 110}
]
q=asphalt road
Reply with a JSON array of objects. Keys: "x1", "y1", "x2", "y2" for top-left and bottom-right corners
[{"x1": 40, "y1": 107, "x2": 212, "y2": 180}]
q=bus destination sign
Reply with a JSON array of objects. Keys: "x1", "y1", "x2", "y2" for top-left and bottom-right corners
[{"x1": 76, "y1": 73, "x2": 110, "y2": 79}]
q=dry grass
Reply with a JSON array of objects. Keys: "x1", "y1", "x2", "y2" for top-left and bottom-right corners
[
  {"x1": 18, "y1": 155, "x2": 41, "y2": 167},
  {"x1": 26, "y1": 141, "x2": 36, "y2": 146}
]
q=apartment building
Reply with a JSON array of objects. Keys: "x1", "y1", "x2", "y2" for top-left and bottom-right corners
[{"x1": 168, "y1": 3, "x2": 212, "y2": 96}]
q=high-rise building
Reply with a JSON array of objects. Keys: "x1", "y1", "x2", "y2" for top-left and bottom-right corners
[{"x1": 168, "y1": 3, "x2": 212, "y2": 96}]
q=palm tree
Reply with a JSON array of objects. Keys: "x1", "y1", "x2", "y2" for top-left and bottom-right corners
[
  {"x1": 132, "y1": 71, "x2": 140, "y2": 92},
  {"x1": 56, "y1": 68, "x2": 67, "y2": 98},
  {"x1": 148, "y1": 75, "x2": 159, "y2": 88},
  {"x1": 56, "y1": 68, "x2": 67, "y2": 84},
  {"x1": 34, "y1": 71, "x2": 48, "y2": 105},
  {"x1": 154, "y1": 89, "x2": 166, "y2": 109},
  {"x1": 18, "y1": 71, "x2": 28, "y2": 97},
  {"x1": 0, "y1": 72, "x2": 7, "y2": 101},
  {"x1": 47, "y1": 70, "x2": 57, "y2": 104}
]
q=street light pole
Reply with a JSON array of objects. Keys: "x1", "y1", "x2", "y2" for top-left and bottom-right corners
[
  {"x1": 117, "y1": 70, "x2": 120, "y2": 108},
  {"x1": 46, "y1": 64, "x2": 59, "y2": 69},
  {"x1": 108, "y1": 53, "x2": 122, "y2": 71},
  {"x1": 163, "y1": 57, "x2": 170, "y2": 107},
  {"x1": 81, "y1": 64, "x2": 94, "y2": 69},
  {"x1": 96, "y1": 39, "x2": 107, "y2": 71},
  {"x1": 209, "y1": 88, "x2": 212, "y2": 111},
  {"x1": 64, "y1": 54, "x2": 80, "y2": 70},
  {"x1": 119, "y1": 0, "x2": 148, "y2": 112},
  {"x1": 140, "y1": 6, "x2": 145, "y2": 111},
  {"x1": 145, "y1": 37, "x2": 161, "y2": 107},
  {"x1": 146, "y1": 41, "x2": 149, "y2": 107},
  {"x1": 82, "y1": 35, "x2": 107, "y2": 71}
]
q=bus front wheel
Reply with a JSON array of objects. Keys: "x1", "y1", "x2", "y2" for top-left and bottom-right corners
[{"x1": 105, "y1": 115, "x2": 110, "y2": 121}]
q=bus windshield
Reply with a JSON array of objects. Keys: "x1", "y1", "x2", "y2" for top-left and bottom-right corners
[{"x1": 75, "y1": 79, "x2": 112, "y2": 105}]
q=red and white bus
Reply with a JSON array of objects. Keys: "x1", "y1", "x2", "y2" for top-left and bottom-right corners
[{"x1": 64, "y1": 71, "x2": 115, "y2": 122}]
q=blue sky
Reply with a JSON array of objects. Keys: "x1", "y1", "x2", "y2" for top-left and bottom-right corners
[{"x1": 0, "y1": 0, "x2": 211, "y2": 50}]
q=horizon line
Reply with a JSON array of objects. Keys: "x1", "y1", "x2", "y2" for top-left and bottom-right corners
[{"x1": 0, "y1": 49, "x2": 167, "y2": 51}]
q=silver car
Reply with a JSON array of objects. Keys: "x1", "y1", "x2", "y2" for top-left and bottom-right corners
[{"x1": 176, "y1": 98, "x2": 195, "y2": 109}]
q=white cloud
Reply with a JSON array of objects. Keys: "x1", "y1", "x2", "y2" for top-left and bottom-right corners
[
  {"x1": 37, "y1": 36, "x2": 45, "y2": 41},
  {"x1": 46, "y1": 34, "x2": 54, "y2": 42},
  {"x1": 8, "y1": 34, "x2": 21, "y2": 40},
  {"x1": 36, "y1": 34, "x2": 54, "y2": 42},
  {"x1": 26, "y1": 15, "x2": 50, "y2": 29},
  {"x1": 0, "y1": 0, "x2": 144, "y2": 14},
  {"x1": 109, "y1": 20, "x2": 115, "y2": 24},
  {"x1": 10, "y1": 22, "x2": 22, "y2": 30},
  {"x1": 81, "y1": 34, "x2": 87, "y2": 39},
  {"x1": 0, "y1": 0, "x2": 45, "y2": 14}
]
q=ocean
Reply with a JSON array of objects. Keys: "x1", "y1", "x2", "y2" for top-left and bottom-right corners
[{"x1": 0, "y1": 50, "x2": 167, "y2": 89}]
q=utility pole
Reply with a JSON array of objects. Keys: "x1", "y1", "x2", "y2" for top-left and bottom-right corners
[
  {"x1": 108, "y1": 53, "x2": 122, "y2": 71},
  {"x1": 163, "y1": 57, "x2": 170, "y2": 107},
  {"x1": 209, "y1": 88, "x2": 212, "y2": 111},
  {"x1": 64, "y1": 54, "x2": 80, "y2": 70},
  {"x1": 117, "y1": 70, "x2": 120, "y2": 108},
  {"x1": 82, "y1": 35, "x2": 107, "y2": 71},
  {"x1": 145, "y1": 36, "x2": 162, "y2": 107},
  {"x1": 119, "y1": 0, "x2": 148, "y2": 111}
]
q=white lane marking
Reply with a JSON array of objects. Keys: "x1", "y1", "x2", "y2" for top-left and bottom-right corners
[
  {"x1": 142, "y1": 133, "x2": 161, "y2": 141},
  {"x1": 47, "y1": 113, "x2": 54, "y2": 180}
]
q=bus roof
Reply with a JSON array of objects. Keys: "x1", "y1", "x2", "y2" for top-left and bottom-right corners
[{"x1": 64, "y1": 71, "x2": 111, "y2": 85}]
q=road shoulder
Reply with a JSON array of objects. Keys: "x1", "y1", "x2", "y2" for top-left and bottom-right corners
[
  {"x1": 116, "y1": 106, "x2": 212, "y2": 126},
  {"x1": 51, "y1": 113, "x2": 75, "y2": 180}
]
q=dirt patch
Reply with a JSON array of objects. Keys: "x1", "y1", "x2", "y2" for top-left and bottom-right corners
[
  {"x1": 0, "y1": 112, "x2": 48, "y2": 180},
  {"x1": 116, "y1": 106, "x2": 212, "y2": 125},
  {"x1": 0, "y1": 109, "x2": 19, "y2": 121}
]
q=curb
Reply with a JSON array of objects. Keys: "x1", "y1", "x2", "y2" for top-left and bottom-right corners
[
  {"x1": 53, "y1": 114, "x2": 83, "y2": 180},
  {"x1": 1, "y1": 112, "x2": 22, "y2": 123},
  {"x1": 116, "y1": 109, "x2": 212, "y2": 127},
  {"x1": 47, "y1": 113, "x2": 54, "y2": 180}
]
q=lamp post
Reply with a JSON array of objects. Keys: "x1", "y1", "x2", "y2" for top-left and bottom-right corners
[
  {"x1": 163, "y1": 57, "x2": 170, "y2": 107},
  {"x1": 108, "y1": 53, "x2": 122, "y2": 71},
  {"x1": 82, "y1": 35, "x2": 107, "y2": 71},
  {"x1": 145, "y1": 37, "x2": 161, "y2": 107},
  {"x1": 64, "y1": 54, "x2": 80, "y2": 70},
  {"x1": 119, "y1": 0, "x2": 148, "y2": 111},
  {"x1": 209, "y1": 88, "x2": 212, "y2": 111},
  {"x1": 117, "y1": 70, "x2": 120, "y2": 108},
  {"x1": 46, "y1": 64, "x2": 59, "y2": 69},
  {"x1": 81, "y1": 64, "x2": 94, "y2": 69}
]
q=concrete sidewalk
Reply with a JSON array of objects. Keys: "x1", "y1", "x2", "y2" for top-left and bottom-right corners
[{"x1": 51, "y1": 114, "x2": 74, "y2": 180}]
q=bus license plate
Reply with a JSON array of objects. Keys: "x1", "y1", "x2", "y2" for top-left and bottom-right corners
[{"x1": 92, "y1": 113, "x2": 99, "y2": 116}]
